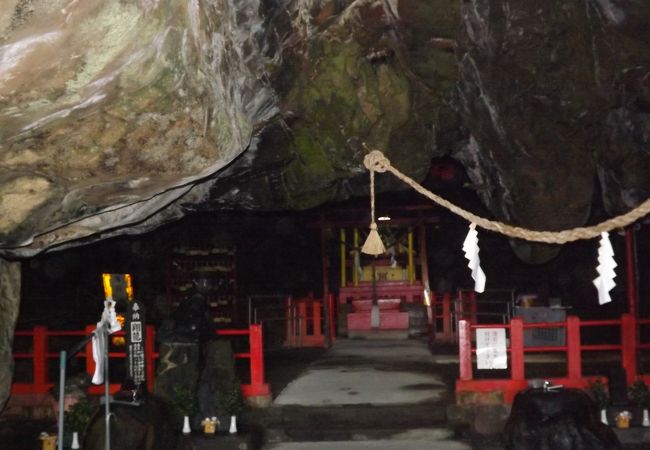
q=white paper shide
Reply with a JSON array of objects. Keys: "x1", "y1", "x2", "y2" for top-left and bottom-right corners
[
  {"x1": 593, "y1": 232, "x2": 617, "y2": 305},
  {"x1": 463, "y1": 223, "x2": 486, "y2": 293}
]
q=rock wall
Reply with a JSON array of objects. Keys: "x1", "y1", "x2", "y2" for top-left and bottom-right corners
[
  {"x1": 0, "y1": 0, "x2": 648, "y2": 259},
  {"x1": 0, "y1": 259, "x2": 20, "y2": 412}
]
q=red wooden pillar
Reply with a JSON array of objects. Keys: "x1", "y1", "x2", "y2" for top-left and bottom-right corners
[
  {"x1": 298, "y1": 300, "x2": 308, "y2": 343},
  {"x1": 312, "y1": 301, "x2": 322, "y2": 339},
  {"x1": 470, "y1": 291, "x2": 478, "y2": 325},
  {"x1": 621, "y1": 314, "x2": 637, "y2": 385},
  {"x1": 455, "y1": 290, "x2": 465, "y2": 322},
  {"x1": 33, "y1": 326, "x2": 48, "y2": 393},
  {"x1": 458, "y1": 320, "x2": 473, "y2": 381},
  {"x1": 427, "y1": 292, "x2": 436, "y2": 344},
  {"x1": 145, "y1": 325, "x2": 155, "y2": 393},
  {"x1": 85, "y1": 325, "x2": 96, "y2": 379},
  {"x1": 566, "y1": 316, "x2": 582, "y2": 380},
  {"x1": 247, "y1": 324, "x2": 270, "y2": 396},
  {"x1": 510, "y1": 318, "x2": 525, "y2": 381},
  {"x1": 285, "y1": 296, "x2": 294, "y2": 347},
  {"x1": 442, "y1": 293, "x2": 452, "y2": 343},
  {"x1": 328, "y1": 293, "x2": 336, "y2": 344},
  {"x1": 625, "y1": 227, "x2": 638, "y2": 318}
]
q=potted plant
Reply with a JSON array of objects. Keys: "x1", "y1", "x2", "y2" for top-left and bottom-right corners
[
  {"x1": 220, "y1": 380, "x2": 245, "y2": 434},
  {"x1": 588, "y1": 379, "x2": 610, "y2": 425},
  {"x1": 173, "y1": 385, "x2": 195, "y2": 434},
  {"x1": 629, "y1": 379, "x2": 650, "y2": 427}
]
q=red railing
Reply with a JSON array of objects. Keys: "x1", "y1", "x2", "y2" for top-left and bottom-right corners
[
  {"x1": 456, "y1": 314, "x2": 650, "y2": 403},
  {"x1": 428, "y1": 292, "x2": 454, "y2": 344},
  {"x1": 12, "y1": 324, "x2": 269, "y2": 399},
  {"x1": 284, "y1": 295, "x2": 326, "y2": 347}
]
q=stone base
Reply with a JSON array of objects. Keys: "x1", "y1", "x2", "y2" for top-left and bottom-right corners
[
  {"x1": 447, "y1": 403, "x2": 511, "y2": 436},
  {"x1": 184, "y1": 432, "x2": 255, "y2": 449},
  {"x1": 245, "y1": 394, "x2": 272, "y2": 409}
]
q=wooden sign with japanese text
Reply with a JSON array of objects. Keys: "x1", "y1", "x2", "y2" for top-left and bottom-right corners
[{"x1": 126, "y1": 300, "x2": 146, "y2": 388}]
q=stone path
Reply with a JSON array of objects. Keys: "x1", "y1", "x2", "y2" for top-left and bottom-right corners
[{"x1": 262, "y1": 339, "x2": 470, "y2": 449}]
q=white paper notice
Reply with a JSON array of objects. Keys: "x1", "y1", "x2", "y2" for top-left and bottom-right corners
[{"x1": 476, "y1": 328, "x2": 507, "y2": 369}]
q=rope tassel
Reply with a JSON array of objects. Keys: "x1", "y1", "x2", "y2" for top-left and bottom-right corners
[
  {"x1": 361, "y1": 164, "x2": 386, "y2": 255},
  {"x1": 362, "y1": 223, "x2": 385, "y2": 256}
]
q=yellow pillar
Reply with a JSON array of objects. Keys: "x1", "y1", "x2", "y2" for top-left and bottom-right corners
[
  {"x1": 407, "y1": 227, "x2": 415, "y2": 284},
  {"x1": 340, "y1": 228, "x2": 347, "y2": 287},
  {"x1": 353, "y1": 228, "x2": 360, "y2": 286}
]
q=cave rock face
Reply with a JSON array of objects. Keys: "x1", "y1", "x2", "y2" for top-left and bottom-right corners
[
  {"x1": 0, "y1": 0, "x2": 649, "y2": 257},
  {"x1": 453, "y1": 0, "x2": 650, "y2": 229},
  {"x1": 0, "y1": 0, "x2": 275, "y2": 254}
]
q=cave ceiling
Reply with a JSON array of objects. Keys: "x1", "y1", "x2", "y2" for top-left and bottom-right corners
[{"x1": 0, "y1": 0, "x2": 648, "y2": 258}]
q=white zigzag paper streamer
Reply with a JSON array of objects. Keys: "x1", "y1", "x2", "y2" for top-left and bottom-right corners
[
  {"x1": 463, "y1": 223, "x2": 486, "y2": 293},
  {"x1": 593, "y1": 232, "x2": 617, "y2": 305}
]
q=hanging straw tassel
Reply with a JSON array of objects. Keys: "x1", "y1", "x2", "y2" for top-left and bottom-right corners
[
  {"x1": 362, "y1": 222, "x2": 385, "y2": 255},
  {"x1": 361, "y1": 164, "x2": 386, "y2": 255}
]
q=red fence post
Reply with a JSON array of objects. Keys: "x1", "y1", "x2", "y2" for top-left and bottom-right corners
[
  {"x1": 298, "y1": 300, "x2": 307, "y2": 343},
  {"x1": 328, "y1": 293, "x2": 336, "y2": 344},
  {"x1": 313, "y1": 301, "x2": 322, "y2": 339},
  {"x1": 459, "y1": 320, "x2": 473, "y2": 381},
  {"x1": 428, "y1": 292, "x2": 436, "y2": 344},
  {"x1": 247, "y1": 324, "x2": 270, "y2": 397},
  {"x1": 621, "y1": 314, "x2": 637, "y2": 385},
  {"x1": 145, "y1": 325, "x2": 155, "y2": 393},
  {"x1": 33, "y1": 326, "x2": 48, "y2": 393},
  {"x1": 442, "y1": 293, "x2": 452, "y2": 343},
  {"x1": 85, "y1": 325, "x2": 95, "y2": 378},
  {"x1": 566, "y1": 316, "x2": 582, "y2": 380},
  {"x1": 510, "y1": 318, "x2": 525, "y2": 381}
]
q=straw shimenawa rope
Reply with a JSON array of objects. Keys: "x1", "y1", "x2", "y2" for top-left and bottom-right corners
[{"x1": 363, "y1": 150, "x2": 650, "y2": 245}]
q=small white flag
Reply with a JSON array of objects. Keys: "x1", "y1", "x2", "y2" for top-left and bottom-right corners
[
  {"x1": 463, "y1": 223, "x2": 486, "y2": 293},
  {"x1": 91, "y1": 299, "x2": 122, "y2": 384},
  {"x1": 593, "y1": 232, "x2": 617, "y2": 305}
]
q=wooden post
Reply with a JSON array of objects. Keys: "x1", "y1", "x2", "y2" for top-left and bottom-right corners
[
  {"x1": 285, "y1": 296, "x2": 294, "y2": 347},
  {"x1": 312, "y1": 301, "x2": 322, "y2": 339},
  {"x1": 625, "y1": 228, "x2": 638, "y2": 318},
  {"x1": 418, "y1": 225, "x2": 429, "y2": 293},
  {"x1": 328, "y1": 293, "x2": 336, "y2": 344},
  {"x1": 85, "y1": 325, "x2": 95, "y2": 378},
  {"x1": 458, "y1": 320, "x2": 472, "y2": 381},
  {"x1": 248, "y1": 324, "x2": 268, "y2": 394},
  {"x1": 566, "y1": 316, "x2": 582, "y2": 380},
  {"x1": 621, "y1": 314, "x2": 637, "y2": 385},
  {"x1": 442, "y1": 293, "x2": 452, "y2": 343},
  {"x1": 407, "y1": 227, "x2": 415, "y2": 284},
  {"x1": 145, "y1": 325, "x2": 155, "y2": 393},
  {"x1": 298, "y1": 300, "x2": 307, "y2": 344},
  {"x1": 245, "y1": 325, "x2": 270, "y2": 397},
  {"x1": 353, "y1": 228, "x2": 359, "y2": 286},
  {"x1": 340, "y1": 228, "x2": 347, "y2": 288},
  {"x1": 510, "y1": 318, "x2": 525, "y2": 380},
  {"x1": 320, "y1": 218, "x2": 332, "y2": 347},
  {"x1": 33, "y1": 326, "x2": 48, "y2": 393},
  {"x1": 470, "y1": 291, "x2": 478, "y2": 325}
]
